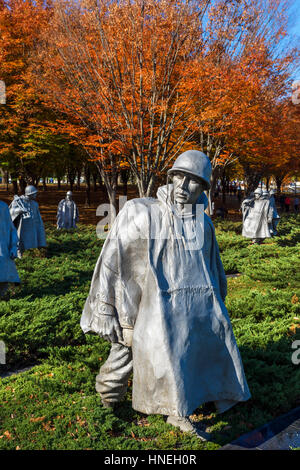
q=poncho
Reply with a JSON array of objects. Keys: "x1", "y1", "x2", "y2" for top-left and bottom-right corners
[
  {"x1": 241, "y1": 197, "x2": 275, "y2": 239},
  {"x1": 81, "y1": 185, "x2": 251, "y2": 416},
  {"x1": 269, "y1": 195, "x2": 280, "y2": 236},
  {"x1": 9, "y1": 196, "x2": 46, "y2": 257},
  {"x1": 0, "y1": 200, "x2": 20, "y2": 283},
  {"x1": 57, "y1": 199, "x2": 79, "y2": 229}
]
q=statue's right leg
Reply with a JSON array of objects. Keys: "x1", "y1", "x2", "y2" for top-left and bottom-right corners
[{"x1": 96, "y1": 343, "x2": 133, "y2": 408}]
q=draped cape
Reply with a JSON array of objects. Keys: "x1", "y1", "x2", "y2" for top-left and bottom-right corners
[
  {"x1": 241, "y1": 197, "x2": 275, "y2": 239},
  {"x1": 0, "y1": 201, "x2": 20, "y2": 283},
  {"x1": 57, "y1": 199, "x2": 79, "y2": 229},
  {"x1": 81, "y1": 186, "x2": 250, "y2": 416},
  {"x1": 9, "y1": 196, "x2": 46, "y2": 256}
]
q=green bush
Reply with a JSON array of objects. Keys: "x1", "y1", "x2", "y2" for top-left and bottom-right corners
[{"x1": 0, "y1": 216, "x2": 299, "y2": 450}]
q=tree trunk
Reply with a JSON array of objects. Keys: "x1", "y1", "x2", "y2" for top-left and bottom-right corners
[
  {"x1": 84, "y1": 165, "x2": 91, "y2": 206},
  {"x1": 275, "y1": 175, "x2": 284, "y2": 194},
  {"x1": 92, "y1": 172, "x2": 98, "y2": 192},
  {"x1": 18, "y1": 177, "x2": 27, "y2": 194},
  {"x1": 221, "y1": 174, "x2": 227, "y2": 204},
  {"x1": 120, "y1": 169, "x2": 130, "y2": 196},
  {"x1": 76, "y1": 168, "x2": 81, "y2": 190},
  {"x1": 42, "y1": 177, "x2": 47, "y2": 191},
  {"x1": 67, "y1": 169, "x2": 76, "y2": 192},
  {"x1": 5, "y1": 171, "x2": 9, "y2": 191},
  {"x1": 243, "y1": 165, "x2": 262, "y2": 196},
  {"x1": 11, "y1": 173, "x2": 18, "y2": 195},
  {"x1": 57, "y1": 176, "x2": 61, "y2": 190},
  {"x1": 95, "y1": 162, "x2": 117, "y2": 220}
]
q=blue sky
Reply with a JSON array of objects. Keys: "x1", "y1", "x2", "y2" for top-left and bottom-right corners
[{"x1": 288, "y1": 0, "x2": 300, "y2": 80}]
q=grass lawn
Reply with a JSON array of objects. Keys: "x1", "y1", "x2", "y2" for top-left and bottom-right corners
[{"x1": 0, "y1": 215, "x2": 299, "y2": 450}]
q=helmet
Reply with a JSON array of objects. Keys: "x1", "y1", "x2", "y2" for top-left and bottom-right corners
[
  {"x1": 66, "y1": 191, "x2": 72, "y2": 197},
  {"x1": 254, "y1": 188, "x2": 263, "y2": 195},
  {"x1": 167, "y1": 150, "x2": 212, "y2": 189},
  {"x1": 262, "y1": 190, "x2": 269, "y2": 196},
  {"x1": 25, "y1": 185, "x2": 38, "y2": 197}
]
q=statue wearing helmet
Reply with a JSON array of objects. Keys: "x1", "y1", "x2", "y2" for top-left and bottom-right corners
[
  {"x1": 57, "y1": 191, "x2": 79, "y2": 230},
  {"x1": 9, "y1": 185, "x2": 46, "y2": 258},
  {"x1": 81, "y1": 149, "x2": 250, "y2": 440},
  {"x1": 241, "y1": 186, "x2": 279, "y2": 244},
  {"x1": 0, "y1": 200, "x2": 20, "y2": 296}
]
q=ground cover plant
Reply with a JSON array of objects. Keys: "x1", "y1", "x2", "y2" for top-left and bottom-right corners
[{"x1": 0, "y1": 215, "x2": 299, "y2": 450}]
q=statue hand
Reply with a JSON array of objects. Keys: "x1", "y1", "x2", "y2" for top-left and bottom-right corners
[{"x1": 90, "y1": 314, "x2": 123, "y2": 344}]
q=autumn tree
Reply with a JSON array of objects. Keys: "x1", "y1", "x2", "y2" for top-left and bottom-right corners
[
  {"x1": 33, "y1": 0, "x2": 213, "y2": 211},
  {"x1": 0, "y1": 0, "x2": 87, "y2": 194}
]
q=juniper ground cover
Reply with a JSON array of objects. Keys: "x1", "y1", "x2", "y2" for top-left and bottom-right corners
[{"x1": 0, "y1": 215, "x2": 299, "y2": 450}]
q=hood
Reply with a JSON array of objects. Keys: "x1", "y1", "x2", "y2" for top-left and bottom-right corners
[{"x1": 157, "y1": 184, "x2": 208, "y2": 210}]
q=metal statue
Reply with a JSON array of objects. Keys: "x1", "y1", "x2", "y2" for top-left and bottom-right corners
[
  {"x1": 0, "y1": 200, "x2": 20, "y2": 295},
  {"x1": 241, "y1": 187, "x2": 279, "y2": 244},
  {"x1": 9, "y1": 185, "x2": 46, "y2": 258},
  {"x1": 57, "y1": 191, "x2": 79, "y2": 230},
  {"x1": 81, "y1": 150, "x2": 251, "y2": 439}
]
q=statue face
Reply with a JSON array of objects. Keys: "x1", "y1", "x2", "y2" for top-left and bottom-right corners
[
  {"x1": 254, "y1": 193, "x2": 261, "y2": 200},
  {"x1": 28, "y1": 192, "x2": 37, "y2": 200},
  {"x1": 66, "y1": 193, "x2": 72, "y2": 201},
  {"x1": 172, "y1": 171, "x2": 205, "y2": 205}
]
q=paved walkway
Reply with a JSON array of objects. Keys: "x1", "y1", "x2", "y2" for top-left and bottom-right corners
[{"x1": 221, "y1": 407, "x2": 300, "y2": 450}]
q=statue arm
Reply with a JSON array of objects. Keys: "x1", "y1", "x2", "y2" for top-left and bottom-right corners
[
  {"x1": 9, "y1": 198, "x2": 25, "y2": 223},
  {"x1": 81, "y1": 200, "x2": 148, "y2": 346},
  {"x1": 7, "y1": 207, "x2": 19, "y2": 258},
  {"x1": 88, "y1": 302, "x2": 123, "y2": 343}
]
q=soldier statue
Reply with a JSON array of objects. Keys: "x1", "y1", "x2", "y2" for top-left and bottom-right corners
[
  {"x1": 0, "y1": 200, "x2": 20, "y2": 296},
  {"x1": 9, "y1": 185, "x2": 46, "y2": 258},
  {"x1": 57, "y1": 191, "x2": 79, "y2": 230},
  {"x1": 241, "y1": 187, "x2": 279, "y2": 244},
  {"x1": 81, "y1": 150, "x2": 250, "y2": 440},
  {"x1": 269, "y1": 189, "x2": 280, "y2": 236}
]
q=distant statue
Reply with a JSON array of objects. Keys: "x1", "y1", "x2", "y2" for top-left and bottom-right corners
[
  {"x1": 269, "y1": 189, "x2": 280, "y2": 236},
  {"x1": 241, "y1": 187, "x2": 279, "y2": 244},
  {"x1": 9, "y1": 185, "x2": 47, "y2": 258},
  {"x1": 0, "y1": 200, "x2": 20, "y2": 296},
  {"x1": 57, "y1": 191, "x2": 79, "y2": 230},
  {"x1": 81, "y1": 150, "x2": 250, "y2": 440}
]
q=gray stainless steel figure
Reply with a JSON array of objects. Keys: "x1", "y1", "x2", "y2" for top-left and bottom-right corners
[
  {"x1": 0, "y1": 200, "x2": 20, "y2": 296},
  {"x1": 57, "y1": 191, "x2": 79, "y2": 230},
  {"x1": 241, "y1": 187, "x2": 279, "y2": 244},
  {"x1": 81, "y1": 150, "x2": 251, "y2": 439},
  {"x1": 269, "y1": 189, "x2": 280, "y2": 236},
  {"x1": 9, "y1": 185, "x2": 46, "y2": 258}
]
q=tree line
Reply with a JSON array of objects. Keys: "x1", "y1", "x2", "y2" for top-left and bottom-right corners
[{"x1": 0, "y1": 0, "x2": 299, "y2": 213}]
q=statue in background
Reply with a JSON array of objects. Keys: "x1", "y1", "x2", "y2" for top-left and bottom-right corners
[
  {"x1": 269, "y1": 189, "x2": 280, "y2": 236},
  {"x1": 81, "y1": 150, "x2": 250, "y2": 440},
  {"x1": 9, "y1": 185, "x2": 46, "y2": 258},
  {"x1": 57, "y1": 191, "x2": 79, "y2": 230},
  {"x1": 241, "y1": 187, "x2": 279, "y2": 244},
  {"x1": 0, "y1": 200, "x2": 20, "y2": 296}
]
